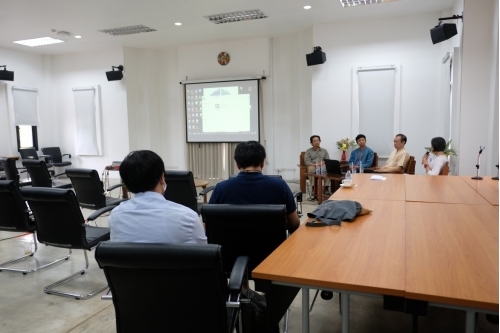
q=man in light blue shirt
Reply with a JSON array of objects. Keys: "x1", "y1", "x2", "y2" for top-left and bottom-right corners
[
  {"x1": 348, "y1": 134, "x2": 374, "y2": 170},
  {"x1": 108, "y1": 150, "x2": 207, "y2": 244}
]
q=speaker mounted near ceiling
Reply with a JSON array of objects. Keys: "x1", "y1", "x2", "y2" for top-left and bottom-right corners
[
  {"x1": 306, "y1": 46, "x2": 326, "y2": 66},
  {"x1": 106, "y1": 65, "x2": 124, "y2": 81},
  {"x1": 430, "y1": 14, "x2": 462, "y2": 45},
  {"x1": 0, "y1": 65, "x2": 14, "y2": 81}
]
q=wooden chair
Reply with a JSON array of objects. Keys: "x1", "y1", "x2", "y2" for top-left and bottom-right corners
[
  {"x1": 299, "y1": 152, "x2": 307, "y2": 193},
  {"x1": 440, "y1": 161, "x2": 450, "y2": 175},
  {"x1": 405, "y1": 156, "x2": 416, "y2": 175}
]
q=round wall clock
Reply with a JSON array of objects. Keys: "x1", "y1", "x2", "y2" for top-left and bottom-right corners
[{"x1": 218, "y1": 52, "x2": 230, "y2": 66}]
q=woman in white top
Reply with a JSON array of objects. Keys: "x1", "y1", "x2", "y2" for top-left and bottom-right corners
[{"x1": 422, "y1": 137, "x2": 448, "y2": 175}]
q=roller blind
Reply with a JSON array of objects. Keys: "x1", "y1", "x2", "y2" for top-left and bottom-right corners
[{"x1": 12, "y1": 86, "x2": 38, "y2": 125}]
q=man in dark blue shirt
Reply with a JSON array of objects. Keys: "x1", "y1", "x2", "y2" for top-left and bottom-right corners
[{"x1": 209, "y1": 141, "x2": 300, "y2": 233}]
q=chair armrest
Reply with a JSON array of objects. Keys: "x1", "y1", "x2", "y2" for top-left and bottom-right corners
[
  {"x1": 292, "y1": 190, "x2": 302, "y2": 202},
  {"x1": 107, "y1": 183, "x2": 125, "y2": 192},
  {"x1": 87, "y1": 205, "x2": 118, "y2": 221},
  {"x1": 101, "y1": 295, "x2": 113, "y2": 300},
  {"x1": 53, "y1": 172, "x2": 66, "y2": 178},
  {"x1": 228, "y1": 256, "x2": 249, "y2": 294},
  {"x1": 198, "y1": 185, "x2": 215, "y2": 197},
  {"x1": 62, "y1": 154, "x2": 71, "y2": 158}
]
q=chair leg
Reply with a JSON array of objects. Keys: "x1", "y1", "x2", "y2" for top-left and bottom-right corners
[
  {"x1": 283, "y1": 308, "x2": 290, "y2": 333},
  {"x1": 43, "y1": 250, "x2": 108, "y2": 300},
  {"x1": 0, "y1": 233, "x2": 71, "y2": 275},
  {"x1": 309, "y1": 290, "x2": 320, "y2": 312}
]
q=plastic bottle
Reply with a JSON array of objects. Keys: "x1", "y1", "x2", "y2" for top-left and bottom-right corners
[
  {"x1": 320, "y1": 160, "x2": 326, "y2": 174},
  {"x1": 345, "y1": 169, "x2": 352, "y2": 180},
  {"x1": 359, "y1": 161, "x2": 363, "y2": 174},
  {"x1": 315, "y1": 160, "x2": 320, "y2": 174},
  {"x1": 351, "y1": 162, "x2": 356, "y2": 174}
]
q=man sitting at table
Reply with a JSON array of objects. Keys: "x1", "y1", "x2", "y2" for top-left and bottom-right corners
[
  {"x1": 304, "y1": 135, "x2": 331, "y2": 197},
  {"x1": 374, "y1": 134, "x2": 410, "y2": 173},
  {"x1": 108, "y1": 150, "x2": 207, "y2": 244},
  {"x1": 348, "y1": 134, "x2": 374, "y2": 171},
  {"x1": 209, "y1": 141, "x2": 300, "y2": 233}
]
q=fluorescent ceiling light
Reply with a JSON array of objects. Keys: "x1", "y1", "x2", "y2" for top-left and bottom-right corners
[
  {"x1": 304, "y1": 6, "x2": 312, "y2": 9},
  {"x1": 99, "y1": 25, "x2": 156, "y2": 36},
  {"x1": 340, "y1": 0, "x2": 398, "y2": 7},
  {"x1": 204, "y1": 10, "x2": 267, "y2": 24},
  {"x1": 13, "y1": 37, "x2": 64, "y2": 47}
]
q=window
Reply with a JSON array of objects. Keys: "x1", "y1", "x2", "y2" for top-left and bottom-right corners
[{"x1": 16, "y1": 125, "x2": 38, "y2": 151}]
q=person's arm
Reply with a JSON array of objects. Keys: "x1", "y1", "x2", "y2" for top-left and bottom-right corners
[
  {"x1": 426, "y1": 156, "x2": 447, "y2": 175},
  {"x1": 377, "y1": 165, "x2": 404, "y2": 173},
  {"x1": 189, "y1": 212, "x2": 208, "y2": 244},
  {"x1": 208, "y1": 186, "x2": 219, "y2": 204},
  {"x1": 363, "y1": 149, "x2": 374, "y2": 168},
  {"x1": 304, "y1": 149, "x2": 314, "y2": 167},
  {"x1": 348, "y1": 149, "x2": 356, "y2": 166},
  {"x1": 286, "y1": 212, "x2": 300, "y2": 234}
]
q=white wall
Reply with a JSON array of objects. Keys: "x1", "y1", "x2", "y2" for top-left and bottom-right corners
[
  {"x1": 459, "y1": 0, "x2": 498, "y2": 176},
  {"x1": 312, "y1": 13, "x2": 443, "y2": 174},
  {"x1": 49, "y1": 48, "x2": 129, "y2": 175}
]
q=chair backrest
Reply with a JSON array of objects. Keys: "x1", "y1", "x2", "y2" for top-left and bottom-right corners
[
  {"x1": 0, "y1": 158, "x2": 20, "y2": 185},
  {"x1": 440, "y1": 161, "x2": 450, "y2": 176},
  {"x1": 22, "y1": 159, "x2": 52, "y2": 187},
  {"x1": 229, "y1": 174, "x2": 282, "y2": 179},
  {"x1": 163, "y1": 170, "x2": 198, "y2": 213},
  {"x1": 95, "y1": 242, "x2": 229, "y2": 333},
  {"x1": 0, "y1": 180, "x2": 35, "y2": 233},
  {"x1": 41, "y1": 147, "x2": 62, "y2": 163},
  {"x1": 201, "y1": 204, "x2": 287, "y2": 274},
  {"x1": 19, "y1": 148, "x2": 39, "y2": 160},
  {"x1": 20, "y1": 187, "x2": 89, "y2": 249},
  {"x1": 371, "y1": 152, "x2": 378, "y2": 167},
  {"x1": 405, "y1": 156, "x2": 416, "y2": 175},
  {"x1": 300, "y1": 152, "x2": 306, "y2": 168},
  {"x1": 66, "y1": 168, "x2": 106, "y2": 209}
]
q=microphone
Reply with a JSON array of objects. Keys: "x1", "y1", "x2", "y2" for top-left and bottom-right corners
[
  {"x1": 493, "y1": 164, "x2": 499, "y2": 180},
  {"x1": 425, "y1": 151, "x2": 430, "y2": 156},
  {"x1": 472, "y1": 146, "x2": 485, "y2": 180}
]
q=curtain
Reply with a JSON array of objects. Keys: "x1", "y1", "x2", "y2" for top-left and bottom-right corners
[
  {"x1": 187, "y1": 143, "x2": 224, "y2": 179},
  {"x1": 226, "y1": 142, "x2": 239, "y2": 176}
]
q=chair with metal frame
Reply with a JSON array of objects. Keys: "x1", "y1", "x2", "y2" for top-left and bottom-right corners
[
  {"x1": 95, "y1": 242, "x2": 248, "y2": 333},
  {"x1": 201, "y1": 204, "x2": 299, "y2": 332},
  {"x1": 19, "y1": 147, "x2": 54, "y2": 168},
  {"x1": 22, "y1": 159, "x2": 72, "y2": 189},
  {"x1": 40, "y1": 147, "x2": 72, "y2": 168},
  {"x1": 163, "y1": 170, "x2": 214, "y2": 214},
  {"x1": 20, "y1": 187, "x2": 114, "y2": 299},
  {"x1": 0, "y1": 158, "x2": 31, "y2": 187},
  {"x1": 65, "y1": 168, "x2": 127, "y2": 211},
  {"x1": 0, "y1": 180, "x2": 69, "y2": 274}
]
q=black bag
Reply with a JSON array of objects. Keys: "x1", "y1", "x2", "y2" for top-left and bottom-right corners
[{"x1": 236, "y1": 290, "x2": 280, "y2": 333}]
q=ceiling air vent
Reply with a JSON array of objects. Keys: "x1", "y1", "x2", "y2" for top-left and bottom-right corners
[{"x1": 99, "y1": 25, "x2": 156, "y2": 36}]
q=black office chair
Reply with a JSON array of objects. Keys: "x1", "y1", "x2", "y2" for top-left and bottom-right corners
[
  {"x1": 66, "y1": 168, "x2": 127, "y2": 210},
  {"x1": 163, "y1": 170, "x2": 214, "y2": 214},
  {"x1": 0, "y1": 180, "x2": 69, "y2": 274},
  {"x1": 20, "y1": 187, "x2": 113, "y2": 299},
  {"x1": 0, "y1": 158, "x2": 31, "y2": 187},
  {"x1": 41, "y1": 147, "x2": 72, "y2": 167},
  {"x1": 95, "y1": 242, "x2": 248, "y2": 333},
  {"x1": 19, "y1": 147, "x2": 54, "y2": 168},
  {"x1": 22, "y1": 159, "x2": 72, "y2": 189},
  {"x1": 228, "y1": 174, "x2": 303, "y2": 217}
]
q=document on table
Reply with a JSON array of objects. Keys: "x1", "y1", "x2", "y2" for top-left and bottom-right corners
[{"x1": 370, "y1": 175, "x2": 387, "y2": 180}]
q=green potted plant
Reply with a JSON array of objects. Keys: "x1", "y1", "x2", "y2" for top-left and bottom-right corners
[{"x1": 425, "y1": 139, "x2": 457, "y2": 157}]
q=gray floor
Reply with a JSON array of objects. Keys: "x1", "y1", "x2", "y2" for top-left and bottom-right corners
[{"x1": 0, "y1": 178, "x2": 497, "y2": 332}]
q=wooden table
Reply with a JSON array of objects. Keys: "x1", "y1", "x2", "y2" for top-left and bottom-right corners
[
  {"x1": 331, "y1": 173, "x2": 406, "y2": 201},
  {"x1": 405, "y1": 175, "x2": 490, "y2": 205},
  {"x1": 194, "y1": 179, "x2": 209, "y2": 202},
  {"x1": 406, "y1": 202, "x2": 498, "y2": 312},
  {"x1": 0, "y1": 156, "x2": 20, "y2": 160},
  {"x1": 460, "y1": 176, "x2": 499, "y2": 206},
  {"x1": 253, "y1": 174, "x2": 498, "y2": 333},
  {"x1": 307, "y1": 173, "x2": 344, "y2": 204}
]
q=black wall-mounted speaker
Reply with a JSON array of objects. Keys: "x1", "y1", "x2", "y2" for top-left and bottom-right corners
[
  {"x1": 0, "y1": 69, "x2": 14, "y2": 81},
  {"x1": 106, "y1": 70, "x2": 123, "y2": 81},
  {"x1": 306, "y1": 51, "x2": 327, "y2": 66},
  {"x1": 430, "y1": 23, "x2": 457, "y2": 44}
]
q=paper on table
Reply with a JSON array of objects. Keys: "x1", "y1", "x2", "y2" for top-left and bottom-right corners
[{"x1": 370, "y1": 175, "x2": 386, "y2": 180}]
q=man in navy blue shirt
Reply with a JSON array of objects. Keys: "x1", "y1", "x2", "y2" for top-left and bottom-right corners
[{"x1": 209, "y1": 141, "x2": 300, "y2": 233}]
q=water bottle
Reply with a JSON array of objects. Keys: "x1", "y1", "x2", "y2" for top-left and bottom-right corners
[
  {"x1": 315, "y1": 160, "x2": 320, "y2": 174},
  {"x1": 320, "y1": 160, "x2": 326, "y2": 174},
  {"x1": 345, "y1": 170, "x2": 352, "y2": 180},
  {"x1": 359, "y1": 161, "x2": 363, "y2": 174}
]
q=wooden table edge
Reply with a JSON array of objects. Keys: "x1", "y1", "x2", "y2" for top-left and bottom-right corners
[{"x1": 405, "y1": 292, "x2": 499, "y2": 312}]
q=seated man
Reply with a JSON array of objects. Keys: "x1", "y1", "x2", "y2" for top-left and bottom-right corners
[
  {"x1": 374, "y1": 134, "x2": 410, "y2": 174},
  {"x1": 348, "y1": 134, "x2": 374, "y2": 170},
  {"x1": 209, "y1": 141, "x2": 300, "y2": 233},
  {"x1": 304, "y1": 135, "x2": 331, "y2": 197},
  {"x1": 108, "y1": 150, "x2": 207, "y2": 244}
]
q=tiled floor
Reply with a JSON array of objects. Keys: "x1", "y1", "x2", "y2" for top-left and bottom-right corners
[{"x1": 0, "y1": 178, "x2": 496, "y2": 332}]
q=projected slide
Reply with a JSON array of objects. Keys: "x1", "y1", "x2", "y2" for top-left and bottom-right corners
[{"x1": 185, "y1": 80, "x2": 259, "y2": 143}]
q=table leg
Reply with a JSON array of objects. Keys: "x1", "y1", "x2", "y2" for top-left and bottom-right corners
[
  {"x1": 202, "y1": 185, "x2": 207, "y2": 203},
  {"x1": 465, "y1": 310, "x2": 475, "y2": 333},
  {"x1": 302, "y1": 288, "x2": 310, "y2": 333},
  {"x1": 341, "y1": 292, "x2": 350, "y2": 333},
  {"x1": 317, "y1": 177, "x2": 323, "y2": 204}
]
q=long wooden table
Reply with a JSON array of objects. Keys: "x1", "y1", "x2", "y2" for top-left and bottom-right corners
[
  {"x1": 460, "y1": 176, "x2": 499, "y2": 206},
  {"x1": 253, "y1": 174, "x2": 499, "y2": 333}
]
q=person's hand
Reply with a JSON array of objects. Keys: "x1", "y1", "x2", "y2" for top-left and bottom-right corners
[{"x1": 421, "y1": 155, "x2": 428, "y2": 165}]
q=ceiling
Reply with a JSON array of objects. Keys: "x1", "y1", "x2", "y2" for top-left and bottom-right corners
[{"x1": 0, "y1": 0, "x2": 456, "y2": 55}]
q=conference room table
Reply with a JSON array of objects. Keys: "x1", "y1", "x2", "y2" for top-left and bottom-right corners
[
  {"x1": 460, "y1": 176, "x2": 499, "y2": 206},
  {"x1": 253, "y1": 174, "x2": 499, "y2": 333}
]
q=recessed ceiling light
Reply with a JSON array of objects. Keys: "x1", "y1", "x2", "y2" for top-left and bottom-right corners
[
  {"x1": 175, "y1": 22, "x2": 182, "y2": 26},
  {"x1": 13, "y1": 37, "x2": 64, "y2": 47},
  {"x1": 75, "y1": 35, "x2": 82, "y2": 39},
  {"x1": 304, "y1": 5, "x2": 312, "y2": 9}
]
